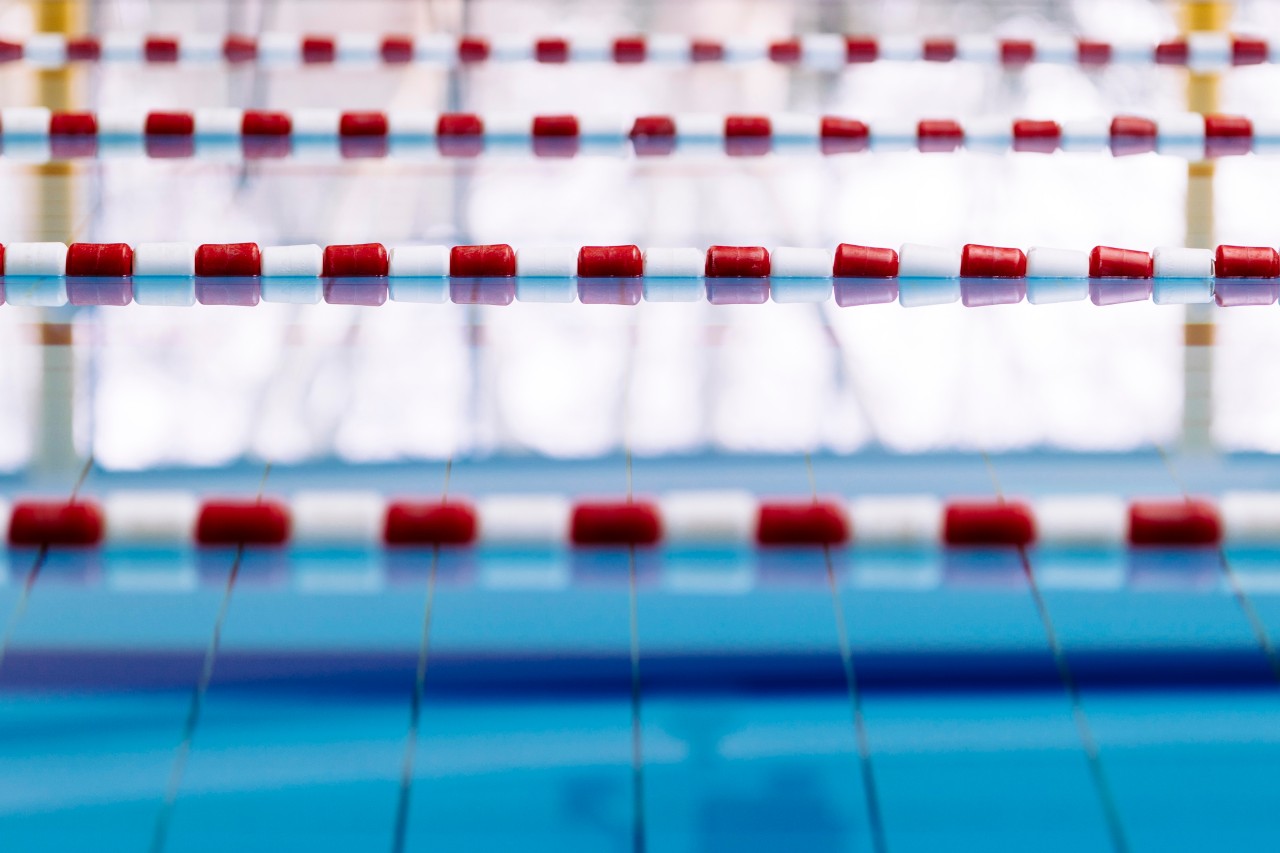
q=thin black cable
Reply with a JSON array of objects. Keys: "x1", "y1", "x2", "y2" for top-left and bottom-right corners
[
  {"x1": 0, "y1": 454, "x2": 94, "y2": 676},
  {"x1": 806, "y1": 454, "x2": 886, "y2": 852},
  {"x1": 982, "y1": 453, "x2": 1129, "y2": 853},
  {"x1": 0, "y1": 544, "x2": 48, "y2": 676},
  {"x1": 1016, "y1": 547, "x2": 1130, "y2": 853},
  {"x1": 390, "y1": 544, "x2": 441, "y2": 853},
  {"x1": 821, "y1": 544, "x2": 887, "y2": 853},
  {"x1": 150, "y1": 544, "x2": 244, "y2": 853},
  {"x1": 390, "y1": 456, "x2": 452, "y2": 853},
  {"x1": 150, "y1": 461, "x2": 272, "y2": 853},
  {"x1": 1154, "y1": 445, "x2": 1280, "y2": 682}
]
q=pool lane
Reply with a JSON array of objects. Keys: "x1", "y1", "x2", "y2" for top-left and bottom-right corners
[
  {"x1": 404, "y1": 549, "x2": 636, "y2": 852},
  {"x1": 0, "y1": 545, "x2": 229, "y2": 850},
  {"x1": 637, "y1": 547, "x2": 876, "y2": 851},
  {"x1": 997, "y1": 454, "x2": 1280, "y2": 852}
]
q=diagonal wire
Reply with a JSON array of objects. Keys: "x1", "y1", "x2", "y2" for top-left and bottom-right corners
[
  {"x1": 805, "y1": 454, "x2": 886, "y2": 853},
  {"x1": 0, "y1": 454, "x2": 95, "y2": 677},
  {"x1": 982, "y1": 452, "x2": 1129, "y2": 853},
  {"x1": 1154, "y1": 445, "x2": 1280, "y2": 683},
  {"x1": 150, "y1": 461, "x2": 272, "y2": 853},
  {"x1": 150, "y1": 543, "x2": 244, "y2": 853},
  {"x1": 391, "y1": 456, "x2": 452, "y2": 853}
]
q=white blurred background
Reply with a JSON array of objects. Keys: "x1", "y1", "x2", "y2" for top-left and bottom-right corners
[{"x1": 1, "y1": 0, "x2": 1280, "y2": 470}]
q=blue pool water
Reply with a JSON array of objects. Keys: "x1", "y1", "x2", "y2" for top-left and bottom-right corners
[{"x1": 3, "y1": 451, "x2": 1280, "y2": 849}]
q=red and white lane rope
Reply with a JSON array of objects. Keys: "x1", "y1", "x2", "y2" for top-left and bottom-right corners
[
  {"x1": 0, "y1": 491, "x2": 1267, "y2": 550},
  {"x1": 2, "y1": 242, "x2": 1279, "y2": 308},
  {"x1": 0, "y1": 32, "x2": 1273, "y2": 70},
  {"x1": 0, "y1": 110, "x2": 1270, "y2": 160}
]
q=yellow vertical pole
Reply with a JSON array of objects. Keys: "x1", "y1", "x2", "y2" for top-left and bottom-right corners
[
  {"x1": 34, "y1": 0, "x2": 81, "y2": 233},
  {"x1": 1179, "y1": 1, "x2": 1231, "y2": 453},
  {"x1": 32, "y1": 0, "x2": 85, "y2": 477}
]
